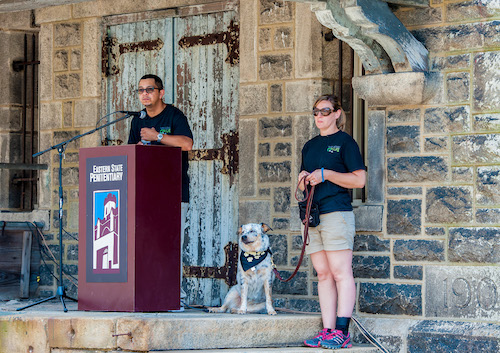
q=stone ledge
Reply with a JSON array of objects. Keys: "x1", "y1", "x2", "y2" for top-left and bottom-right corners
[
  {"x1": 0, "y1": 210, "x2": 50, "y2": 230},
  {"x1": 352, "y1": 71, "x2": 441, "y2": 106}
]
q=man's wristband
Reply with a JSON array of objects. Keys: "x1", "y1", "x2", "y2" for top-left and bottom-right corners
[{"x1": 321, "y1": 168, "x2": 324, "y2": 182}]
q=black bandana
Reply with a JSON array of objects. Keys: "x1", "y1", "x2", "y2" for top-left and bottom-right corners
[{"x1": 240, "y1": 249, "x2": 272, "y2": 272}]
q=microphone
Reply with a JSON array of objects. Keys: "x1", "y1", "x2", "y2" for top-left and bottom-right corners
[{"x1": 119, "y1": 110, "x2": 147, "y2": 119}]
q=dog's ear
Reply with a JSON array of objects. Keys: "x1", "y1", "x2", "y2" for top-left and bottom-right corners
[
  {"x1": 237, "y1": 226, "x2": 243, "y2": 235},
  {"x1": 261, "y1": 223, "x2": 273, "y2": 233}
]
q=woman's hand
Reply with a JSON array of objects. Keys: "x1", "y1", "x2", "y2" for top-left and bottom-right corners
[
  {"x1": 305, "y1": 169, "x2": 323, "y2": 186},
  {"x1": 298, "y1": 171, "x2": 310, "y2": 190}
]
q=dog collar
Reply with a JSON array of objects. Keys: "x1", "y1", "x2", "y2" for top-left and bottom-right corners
[{"x1": 240, "y1": 249, "x2": 272, "y2": 272}]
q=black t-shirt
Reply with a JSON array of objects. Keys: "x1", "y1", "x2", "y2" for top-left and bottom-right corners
[
  {"x1": 128, "y1": 105, "x2": 193, "y2": 202},
  {"x1": 301, "y1": 131, "x2": 365, "y2": 213}
]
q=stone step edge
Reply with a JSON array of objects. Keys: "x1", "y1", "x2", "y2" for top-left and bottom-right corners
[{"x1": 170, "y1": 344, "x2": 379, "y2": 353}]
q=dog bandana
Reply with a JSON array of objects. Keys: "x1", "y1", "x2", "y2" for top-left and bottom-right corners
[{"x1": 240, "y1": 249, "x2": 272, "y2": 272}]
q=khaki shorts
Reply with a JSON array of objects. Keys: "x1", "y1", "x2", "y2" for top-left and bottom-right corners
[{"x1": 302, "y1": 211, "x2": 355, "y2": 255}]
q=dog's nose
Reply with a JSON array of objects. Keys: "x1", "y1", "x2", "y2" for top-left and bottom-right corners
[{"x1": 241, "y1": 235, "x2": 247, "y2": 241}]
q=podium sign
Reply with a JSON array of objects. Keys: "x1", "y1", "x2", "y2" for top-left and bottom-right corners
[{"x1": 78, "y1": 145, "x2": 181, "y2": 312}]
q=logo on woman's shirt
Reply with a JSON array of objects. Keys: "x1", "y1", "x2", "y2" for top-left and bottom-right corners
[{"x1": 327, "y1": 145, "x2": 341, "y2": 153}]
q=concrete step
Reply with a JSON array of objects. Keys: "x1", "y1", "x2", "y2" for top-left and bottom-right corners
[{"x1": 173, "y1": 345, "x2": 379, "y2": 352}]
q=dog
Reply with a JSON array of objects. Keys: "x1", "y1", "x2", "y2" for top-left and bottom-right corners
[{"x1": 208, "y1": 223, "x2": 277, "y2": 315}]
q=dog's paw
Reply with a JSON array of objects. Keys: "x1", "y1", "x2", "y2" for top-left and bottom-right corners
[
  {"x1": 207, "y1": 307, "x2": 222, "y2": 313},
  {"x1": 267, "y1": 308, "x2": 277, "y2": 315},
  {"x1": 236, "y1": 308, "x2": 247, "y2": 314}
]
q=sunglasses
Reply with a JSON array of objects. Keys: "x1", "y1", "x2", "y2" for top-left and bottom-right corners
[
  {"x1": 137, "y1": 87, "x2": 160, "y2": 94},
  {"x1": 313, "y1": 107, "x2": 334, "y2": 116}
]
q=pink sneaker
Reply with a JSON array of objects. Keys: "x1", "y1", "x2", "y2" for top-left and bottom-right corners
[
  {"x1": 304, "y1": 328, "x2": 331, "y2": 347},
  {"x1": 320, "y1": 329, "x2": 353, "y2": 349}
]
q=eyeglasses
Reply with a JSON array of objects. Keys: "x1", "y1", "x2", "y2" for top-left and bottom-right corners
[
  {"x1": 313, "y1": 107, "x2": 334, "y2": 116},
  {"x1": 137, "y1": 87, "x2": 160, "y2": 94}
]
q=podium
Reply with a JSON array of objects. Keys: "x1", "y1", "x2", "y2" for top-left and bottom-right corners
[{"x1": 78, "y1": 145, "x2": 181, "y2": 312}]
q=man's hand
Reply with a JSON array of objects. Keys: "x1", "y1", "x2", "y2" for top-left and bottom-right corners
[{"x1": 140, "y1": 127, "x2": 158, "y2": 142}]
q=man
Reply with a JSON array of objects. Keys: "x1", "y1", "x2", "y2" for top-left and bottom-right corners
[{"x1": 128, "y1": 74, "x2": 193, "y2": 310}]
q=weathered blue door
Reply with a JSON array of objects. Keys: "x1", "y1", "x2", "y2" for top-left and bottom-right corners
[{"x1": 103, "y1": 5, "x2": 239, "y2": 306}]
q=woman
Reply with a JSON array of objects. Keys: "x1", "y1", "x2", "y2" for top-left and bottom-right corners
[{"x1": 300, "y1": 95, "x2": 366, "y2": 349}]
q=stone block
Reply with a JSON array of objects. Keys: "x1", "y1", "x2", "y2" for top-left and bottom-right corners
[
  {"x1": 282, "y1": 298, "x2": 321, "y2": 313},
  {"x1": 359, "y1": 282, "x2": 422, "y2": 316},
  {"x1": 425, "y1": 227, "x2": 445, "y2": 236},
  {"x1": 63, "y1": 101, "x2": 73, "y2": 128},
  {"x1": 0, "y1": 317, "x2": 49, "y2": 352},
  {"x1": 274, "y1": 26, "x2": 293, "y2": 49},
  {"x1": 53, "y1": 130, "x2": 80, "y2": 150},
  {"x1": 290, "y1": 254, "x2": 308, "y2": 267},
  {"x1": 290, "y1": 206, "x2": 301, "y2": 232},
  {"x1": 71, "y1": 49, "x2": 82, "y2": 71},
  {"x1": 273, "y1": 186, "x2": 290, "y2": 213},
  {"x1": 270, "y1": 84, "x2": 283, "y2": 112},
  {"x1": 425, "y1": 265, "x2": 500, "y2": 322},
  {"x1": 477, "y1": 166, "x2": 500, "y2": 206},
  {"x1": 353, "y1": 255, "x2": 390, "y2": 279},
  {"x1": 239, "y1": 200, "x2": 271, "y2": 225},
  {"x1": 446, "y1": 1, "x2": 500, "y2": 22},
  {"x1": 239, "y1": 119, "x2": 256, "y2": 197},
  {"x1": 259, "y1": 188, "x2": 270, "y2": 196},
  {"x1": 394, "y1": 265, "x2": 423, "y2": 280},
  {"x1": 395, "y1": 6, "x2": 442, "y2": 27},
  {"x1": 476, "y1": 208, "x2": 500, "y2": 224},
  {"x1": 446, "y1": 72, "x2": 470, "y2": 103},
  {"x1": 274, "y1": 142, "x2": 291, "y2": 156},
  {"x1": 353, "y1": 234, "x2": 390, "y2": 253},
  {"x1": 36, "y1": 4, "x2": 72, "y2": 23},
  {"x1": 413, "y1": 23, "x2": 483, "y2": 52},
  {"x1": 39, "y1": 25, "x2": 53, "y2": 101},
  {"x1": 387, "y1": 109, "x2": 420, "y2": 123},
  {"x1": 259, "y1": 27, "x2": 272, "y2": 51},
  {"x1": 0, "y1": 10, "x2": 33, "y2": 30},
  {"x1": 388, "y1": 156, "x2": 448, "y2": 183},
  {"x1": 424, "y1": 106, "x2": 470, "y2": 133},
  {"x1": 40, "y1": 102, "x2": 62, "y2": 130},
  {"x1": 259, "y1": 116, "x2": 292, "y2": 138},
  {"x1": 387, "y1": 125, "x2": 420, "y2": 153},
  {"x1": 426, "y1": 186, "x2": 473, "y2": 223},
  {"x1": 272, "y1": 217, "x2": 289, "y2": 230},
  {"x1": 260, "y1": 0, "x2": 294, "y2": 25},
  {"x1": 425, "y1": 136, "x2": 448, "y2": 152},
  {"x1": 452, "y1": 134, "x2": 500, "y2": 164},
  {"x1": 74, "y1": 99, "x2": 100, "y2": 127},
  {"x1": 394, "y1": 239, "x2": 445, "y2": 262},
  {"x1": 273, "y1": 271, "x2": 307, "y2": 295},
  {"x1": 367, "y1": 110, "x2": 385, "y2": 203},
  {"x1": 259, "y1": 54, "x2": 292, "y2": 80},
  {"x1": 474, "y1": 51, "x2": 500, "y2": 111},
  {"x1": 474, "y1": 113, "x2": 500, "y2": 131},
  {"x1": 269, "y1": 233, "x2": 287, "y2": 266},
  {"x1": 240, "y1": 84, "x2": 268, "y2": 115},
  {"x1": 387, "y1": 187, "x2": 422, "y2": 195},
  {"x1": 258, "y1": 143, "x2": 270, "y2": 157},
  {"x1": 452, "y1": 167, "x2": 473, "y2": 182},
  {"x1": 54, "y1": 50, "x2": 68, "y2": 72},
  {"x1": 54, "y1": 23, "x2": 82, "y2": 47},
  {"x1": 0, "y1": 107, "x2": 22, "y2": 131},
  {"x1": 431, "y1": 53, "x2": 470, "y2": 70},
  {"x1": 285, "y1": 79, "x2": 329, "y2": 113},
  {"x1": 54, "y1": 73, "x2": 82, "y2": 99},
  {"x1": 483, "y1": 20, "x2": 500, "y2": 48},
  {"x1": 353, "y1": 205, "x2": 383, "y2": 232},
  {"x1": 240, "y1": 0, "x2": 258, "y2": 83},
  {"x1": 409, "y1": 322, "x2": 500, "y2": 353},
  {"x1": 83, "y1": 18, "x2": 101, "y2": 97},
  {"x1": 295, "y1": 2, "x2": 322, "y2": 79},
  {"x1": 449, "y1": 227, "x2": 499, "y2": 263},
  {"x1": 387, "y1": 199, "x2": 422, "y2": 235}
]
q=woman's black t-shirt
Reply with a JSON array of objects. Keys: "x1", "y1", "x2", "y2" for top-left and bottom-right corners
[{"x1": 301, "y1": 130, "x2": 365, "y2": 213}]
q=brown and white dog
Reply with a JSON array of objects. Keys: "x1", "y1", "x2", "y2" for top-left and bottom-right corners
[{"x1": 208, "y1": 223, "x2": 276, "y2": 315}]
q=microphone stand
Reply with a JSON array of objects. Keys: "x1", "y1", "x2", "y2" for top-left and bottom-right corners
[{"x1": 17, "y1": 113, "x2": 135, "y2": 312}]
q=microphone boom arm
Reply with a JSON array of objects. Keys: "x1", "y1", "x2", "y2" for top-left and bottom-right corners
[{"x1": 33, "y1": 112, "x2": 134, "y2": 158}]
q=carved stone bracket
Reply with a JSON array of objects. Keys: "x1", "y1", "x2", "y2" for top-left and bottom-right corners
[{"x1": 290, "y1": 0, "x2": 429, "y2": 74}]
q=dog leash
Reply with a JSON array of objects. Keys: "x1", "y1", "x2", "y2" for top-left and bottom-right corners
[{"x1": 273, "y1": 177, "x2": 314, "y2": 283}]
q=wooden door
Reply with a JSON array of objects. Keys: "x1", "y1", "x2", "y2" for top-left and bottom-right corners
[{"x1": 102, "y1": 6, "x2": 239, "y2": 306}]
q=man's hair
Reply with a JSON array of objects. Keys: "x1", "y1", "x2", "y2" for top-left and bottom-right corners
[{"x1": 140, "y1": 74, "x2": 164, "y2": 90}]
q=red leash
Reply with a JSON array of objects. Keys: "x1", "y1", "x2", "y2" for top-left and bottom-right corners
[{"x1": 274, "y1": 177, "x2": 315, "y2": 282}]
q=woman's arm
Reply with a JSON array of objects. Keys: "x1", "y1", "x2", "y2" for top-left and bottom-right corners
[{"x1": 306, "y1": 168, "x2": 366, "y2": 189}]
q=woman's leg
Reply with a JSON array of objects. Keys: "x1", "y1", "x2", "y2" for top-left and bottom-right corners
[
  {"x1": 325, "y1": 249, "x2": 355, "y2": 317},
  {"x1": 310, "y1": 250, "x2": 337, "y2": 329}
]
